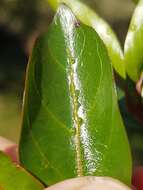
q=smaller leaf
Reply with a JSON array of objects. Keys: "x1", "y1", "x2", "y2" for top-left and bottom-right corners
[
  {"x1": 124, "y1": 0, "x2": 143, "y2": 82},
  {"x1": 0, "y1": 152, "x2": 44, "y2": 190},
  {"x1": 47, "y1": 0, "x2": 125, "y2": 78}
]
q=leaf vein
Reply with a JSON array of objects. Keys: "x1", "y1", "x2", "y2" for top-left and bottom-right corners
[{"x1": 27, "y1": 115, "x2": 64, "y2": 179}]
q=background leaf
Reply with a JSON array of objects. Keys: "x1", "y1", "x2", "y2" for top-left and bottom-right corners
[
  {"x1": 132, "y1": 0, "x2": 139, "y2": 4},
  {"x1": 20, "y1": 5, "x2": 132, "y2": 186},
  {"x1": 124, "y1": 0, "x2": 143, "y2": 82},
  {"x1": 47, "y1": 0, "x2": 125, "y2": 78},
  {"x1": 0, "y1": 152, "x2": 44, "y2": 189}
]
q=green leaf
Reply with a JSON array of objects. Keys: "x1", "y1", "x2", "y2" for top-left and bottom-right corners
[
  {"x1": 19, "y1": 5, "x2": 132, "y2": 186},
  {"x1": 0, "y1": 152, "x2": 44, "y2": 189},
  {"x1": 124, "y1": 0, "x2": 143, "y2": 82},
  {"x1": 47, "y1": 0, "x2": 125, "y2": 78}
]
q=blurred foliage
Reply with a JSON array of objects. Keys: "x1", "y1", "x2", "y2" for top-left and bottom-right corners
[
  {"x1": 0, "y1": 0, "x2": 134, "y2": 37},
  {"x1": 0, "y1": 92, "x2": 21, "y2": 143},
  {"x1": 119, "y1": 98, "x2": 143, "y2": 166},
  {"x1": 0, "y1": 0, "x2": 52, "y2": 36},
  {"x1": 132, "y1": 0, "x2": 139, "y2": 3},
  {"x1": 0, "y1": 29, "x2": 26, "y2": 89},
  {"x1": 81, "y1": 0, "x2": 134, "y2": 21},
  {"x1": 0, "y1": 29, "x2": 26, "y2": 143}
]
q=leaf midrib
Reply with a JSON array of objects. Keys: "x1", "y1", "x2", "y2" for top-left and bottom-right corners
[{"x1": 67, "y1": 49, "x2": 83, "y2": 177}]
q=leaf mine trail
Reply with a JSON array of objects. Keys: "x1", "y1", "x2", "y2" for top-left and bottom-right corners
[
  {"x1": 68, "y1": 49, "x2": 83, "y2": 177},
  {"x1": 57, "y1": 4, "x2": 84, "y2": 177}
]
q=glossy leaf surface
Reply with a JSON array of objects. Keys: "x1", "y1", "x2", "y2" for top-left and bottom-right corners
[
  {"x1": 20, "y1": 5, "x2": 131, "y2": 186},
  {"x1": 124, "y1": 0, "x2": 143, "y2": 82},
  {"x1": 0, "y1": 152, "x2": 44, "y2": 189},
  {"x1": 47, "y1": 0, "x2": 125, "y2": 78}
]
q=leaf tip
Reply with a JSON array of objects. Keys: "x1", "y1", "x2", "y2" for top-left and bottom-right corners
[{"x1": 54, "y1": 3, "x2": 80, "y2": 29}]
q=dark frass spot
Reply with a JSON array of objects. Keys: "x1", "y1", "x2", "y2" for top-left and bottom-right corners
[{"x1": 75, "y1": 21, "x2": 80, "y2": 28}]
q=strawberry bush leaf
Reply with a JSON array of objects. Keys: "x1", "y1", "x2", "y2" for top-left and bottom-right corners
[
  {"x1": 20, "y1": 4, "x2": 132, "y2": 186},
  {"x1": 124, "y1": 0, "x2": 143, "y2": 82},
  {"x1": 0, "y1": 152, "x2": 44, "y2": 189},
  {"x1": 47, "y1": 0, "x2": 125, "y2": 78}
]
